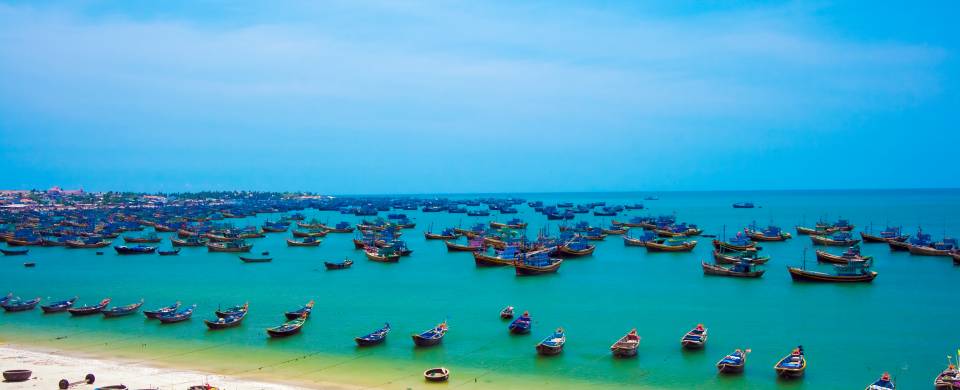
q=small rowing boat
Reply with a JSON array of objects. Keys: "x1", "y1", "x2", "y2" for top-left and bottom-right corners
[
  {"x1": 610, "y1": 329, "x2": 640, "y2": 358},
  {"x1": 157, "y1": 304, "x2": 197, "y2": 324},
  {"x1": 68, "y1": 298, "x2": 111, "y2": 316},
  {"x1": 285, "y1": 300, "x2": 314, "y2": 320},
  {"x1": 500, "y1": 306, "x2": 514, "y2": 319},
  {"x1": 508, "y1": 311, "x2": 532, "y2": 334},
  {"x1": 717, "y1": 349, "x2": 750, "y2": 374},
  {"x1": 324, "y1": 258, "x2": 353, "y2": 270},
  {"x1": 355, "y1": 323, "x2": 391, "y2": 346},
  {"x1": 267, "y1": 314, "x2": 307, "y2": 337},
  {"x1": 144, "y1": 302, "x2": 180, "y2": 319},
  {"x1": 681, "y1": 324, "x2": 707, "y2": 349},
  {"x1": 774, "y1": 346, "x2": 806, "y2": 378},
  {"x1": 41, "y1": 296, "x2": 78, "y2": 313},
  {"x1": 866, "y1": 372, "x2": 895, "y2": 390},
  {"x1": 102, "y1": 299, "x2": 144, "y2": 318},
  {"x1": 412, "y1": 321, "x2": 447, "y2": 347},
  {"x1": 701, "y1": 260, "x2": 764, "y2": 278},
  {"x1": 535, "y1": 328, "x2": 565, "y2": 356},
  {"x1": 423, "y1": 367, "x2": 449, "y2": 382}
]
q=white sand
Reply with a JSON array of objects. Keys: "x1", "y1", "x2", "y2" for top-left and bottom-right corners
[{"x1": 0, "y1": 346, "x2": 353, "y2": 390}]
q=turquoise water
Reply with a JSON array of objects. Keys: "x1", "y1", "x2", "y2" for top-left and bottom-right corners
[{"x1": 2, "y1": 189, "x2": 959, "y2": 389}]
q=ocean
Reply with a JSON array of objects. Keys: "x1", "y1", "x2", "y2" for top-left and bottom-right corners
[{"x1": 2, "y1": 189, "x2": 958, "y2": 389}]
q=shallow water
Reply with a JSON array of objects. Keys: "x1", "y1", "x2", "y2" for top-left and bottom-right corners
[{"x1": 2, "y1": 189, "x2": 958, "y2": 389}]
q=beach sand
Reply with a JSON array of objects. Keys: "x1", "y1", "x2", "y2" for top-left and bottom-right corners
[{"x1": 0, "y1": 346, "x2": 358, "y2": 390}]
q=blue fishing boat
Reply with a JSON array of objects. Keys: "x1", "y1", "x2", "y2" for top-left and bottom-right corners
[
  {"x1": 861, "y1": 225, "x2": 908, "y2": 243},
  {"x1": 0, "y1": 248, "x2": 29, "y2": 255},
  {"x1": 205, "y1": 310, "x2": 246, "y2": 330},
  {"x1": 508, "y1": 311, "x2": 532, "y2": 334},
  {"x1": 535, "y1": 328, "x2": 566, "y2": 355},
  {"x1": 102, "y1": 299, "x2": 144, "y2": 318},
  {"x1": 412, "y1": 321, "x2": 448, "y2": 347},
  {"x1": 717, "y1": 349, "x2": 750, "y2": 374},
  {"x1": 713, "y1": 231, "x2": 756, "y2": 251},
  {"x1": 466, "y1": 209, "x2": 490, "y2": 217},
  {"x1": 157, "y1": 304, "x2": 197, "y2": 324},
  {"x1": 732, "y1": 202, "x2": 755, "y2": 209},
  {"x1": 889, "y1": 227, "x2": 931, "y2": 251},
  {"x1": 556, "y1": 237, "x2": 595, "y2": 257},
  {"x1": 144, "y1": 302, "x2": 180, "y2": 319},
  {"x1": 1, "y1": 297, "x2": 41, "y2": 312},
  {"x1": 747, "y1": 223, "x2": 792, "y2": 242},
  {"x1": 681, "y1": 324, "x2": 708, "y2": 349},
  {"x1": 810, "y1": 231, "x2": 860, "y2": 246},
  {"x1": 40, "y1": 296, "x2": 79, "y2": 313},
  {"x1": 623, "y1": 229, "x2": 657, "y2": 247},
  {"x1": 774, "y1": 346, "x2": 806, "y2": 378},
  {"x1": 514, "y1": 251, "x2": 562, "y2": 276},
  {"x1": 909, "y1": 237, "x2": 958, "y2": 256},
  {"x1": 355, "y1": 323, "x2": 391, "y2": 346},
  {"x1": 114, "y1": 245, "x2": 157, "y2": 254},
  {"x1": 267, "y1": 314, "x2": 307, "y2": 337},
  {"x1": 285, "y1": 300, "x2": 315, "y2": 320},
  {"x1": 866, "y1": 372, "x2": 895, "y2": 390}
]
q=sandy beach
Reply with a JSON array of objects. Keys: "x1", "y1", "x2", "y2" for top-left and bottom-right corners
[{"x1": 0, "y1": 346, "x2": 355, "y2": 390}]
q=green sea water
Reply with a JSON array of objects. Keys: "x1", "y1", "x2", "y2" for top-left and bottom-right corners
[{"x1": 2, "y1": 189, "x2": 959, "y2": 389}]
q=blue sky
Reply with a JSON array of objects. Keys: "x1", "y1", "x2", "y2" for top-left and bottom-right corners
[{"x1": 0, "y1": 1, "x2": 956, "y2": 194}]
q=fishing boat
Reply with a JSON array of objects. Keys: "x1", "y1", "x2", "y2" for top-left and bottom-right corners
[
  {"x1": 774, "y1": 346, "x2": 806, "y2": 378},
  {"x1": 623, "y1": 230, "x2": 657, "y2": 247},
  {"x1": 324, "y1": 258, "x2": 353, "y2": 270},
  {"x1": 514, "y1": 251, "x2": 563, "y2": 276},
  {"x1": 610, "y1": 329, "x2": 641, "y2": 358},
  {"x1": 701, "y1": 259, "x2": 764, "y2": 278},
  {"x1": 747, "y1": 224, "x2": 792, "y2": 241},
  {"x1": 732, "y1": 202, "x2": 755, "y2": 209},
  {"x1": 646, "y1": 238, "x2": 697, "y2": 252},
  {"x1": 473, "y1": 246, "x2": 520, "y2": 267},
  {"x1": 322, "y1": 221, "x2": 355, "y2": 233},
  {"x1": 286, "y1": 237, "x2": 322, "y2": 247},
  {"x1": 285, "y1": 300, "x2": 314, "y2": 320},
  {"x1": 215, "y1": 302, "x2": 248, "y2": 318},
  {"x1": 601, "y1": 225, "x2": 628, "y2": 235},
  {"x1": 581, "y1": 227, "x2": 608, "y2": 241},
  {"x1": 909, "y1": 237, "x2": 958, "y2": 257},
  {"x1": 157, "y1": 304, "x2": 197, "y2": 324},
  {"x1": 291, "y1": 228, "x2": 328, "y2": 238},
  {"x1": 267, "y1": 314, "x2": 307, "y2": 337},
  {"x1": 1, "y1": 297, "x2": 41, "y2": 312},
  {"x1": 412, "y1": 321, "x2": 447, "y2": 347},
  {"x1": 206, "y1": 240, "x2": 252, "y2": 253},
  {"x1": 102, "y1": 299, "x2": 144, "y2": 318},
  {"x1": 0, "y1": 248, "x2": 29, "y2": 255},
  {"x1": 123, "y1": 232, "x2": 161, "y2": 244},
  {"x1": 114, "y1": 245, "x2": 157, "y2": 254},
  {"x1": 41, "y1": 296, "x2": 79, "y2": 313},
  {"x1": 712, "y1": 233, "x2": 756, "y2": 251},
  {"x1": 205, "y1": 311, "x2": 247, "y2": 330},
  {"x1": 789, "y1": 258, "x2": 877, "y2": 283},
  {"x1": 500, "y1": 306, "x2": 515, "y2": 319},
  {"x1": 239, "y1": 255, "x2": 272, "y2": 263},
  {"x1": 158, "y1": 248, "x2": 181, "y2": 256},
  {"x1": 556, "y1": 237, "x2": 596, "y2": 257},
  {"x1": 143, "y1": 302, "x2": 180, "y2": 319},
  {"x1": 490, "y1": 218, "x2": 527, "y2": 229},
  {"x1": 424, "y1": 228, "x2": 458, "y2": 240},
  {"x1": 170, "y1": 236, "x2": 208, "y2": 247},
  {"x1": 444, "y1": 237, "x2": 484, "y2": 252},
  {"x1": 890, "y1": 227, "x2": 931, "y2": 251},
  {"x1": 424, "y1": 367, "x2": 450, "y2": 382},
  {"x1": 713, "y1": 248, "x2": 770, "y2": 265},
  {"x1": 816, "y1": 245, "x2": 872, "y2": 264},
  {"x1": 860, "y1": 226, "x2": 908, "y2": 243},
  {"x1": 717, "y1": 349, "x2": 750, "y2": 374},
  {"x1": 535, "y1": 328, "x2": 566, "y2": 356},
  {"x1": 355, "y1": 323, "x2": 391, "y2": 346},
  {"x1": 681, "y1": 324, "x2": 707, "y2": 349},
  {"x1": 866, "y1": 372, "x2": 895, "y2": 390},
  {"x1": 365, "y1": 246, "x2": 401, "y2": 262},
  {"x1": 508, "y1": 311, "x2": 532, "y2": 334},
  {"x1": 810, "y1": 231, "x2": 861, "y2": 246},
  {"x1": 67, "y1": 298, "x2": 111, "y2": 316},
  {"x1": 796, "y1": 225, "x2": 837, "y2": 236},
  {"x1": 934, "y1": 363, "x2": 960, "y2": 389}
]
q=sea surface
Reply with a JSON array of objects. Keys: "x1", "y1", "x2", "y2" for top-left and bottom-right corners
[{"x1": 2, "y1": 189, "x2": 959, "y2": 389}]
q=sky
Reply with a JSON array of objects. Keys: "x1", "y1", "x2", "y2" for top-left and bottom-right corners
[{"x1": 0, "y1": 0, "x2": 956, "y2": 194}]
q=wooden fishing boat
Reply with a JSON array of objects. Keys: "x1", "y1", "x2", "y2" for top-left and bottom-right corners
[
  {"x1": 796, "y1": 225, "x2": 837, "y2": 236},
  {"x1": 601, "y1": 226, "x2": 628, "y2": 235},
  {"x1": 4, "y1": 237, "x2": 41, "y2": 246},
  {"x1": 908, "y1": 238, "x2": 958, "y2": 257},
  {"x1": 102, "y1": 299, "x2": 144, "y2": 318},
  {"x1": 890, "y1": 227, "x2": 930, "y2": 251},
  {"x1": 681, "y1": 324, "x2": 707, "y2": 349},
  {"x1": 888, "y1": 239, "x2": 912, "y2": 251},
  {"x1": 646, "y1": 238, "x2": 697, "y2": 252},
  {"x1": 285, "y1": 300, "x2": 314, "y2": 320},
  {"x1": 717, "y1": 349, "x2": 749, "y2": 374},
  {"x1": 490, "y1": 219, "x2": 527, "y2": 229},
  {"x1": 215, "y1": 302, "x2": 248, "y2": 318},
  {"x1": 2, "y1": 297, "x2": 41, "y2": 312},
  {"x1": 170, "y1": 237, "x2": 208, "y2": 247},
  {"x1": 206, "y1": 241, "x2": 252, "y2": 253},
  {"x1": 866, "y1": 372, "x2": 895, "y2": 390},
  {"x1": 423, "y1": 367, "x2": 449, "y2": 382},
  {"x1": 556, "y1": 238, "x2": 595, "y2": 256},
  {"x1": 158, "y1": 248, "x2": 181, "y2": 256},
  {"x1": 286, "y1": 237, "x2": 322, "y2": 247},
  {"x1": 747, "y1": 225, "x2": 791, "y2": 241},
  {"x1": 500, "y1": 306, "x2": 514, "y2": 319},
  {"x1": 143, "y1": 302, "x2": 180, "y2": 319},
  {"x1": 774, "y1": 346, "x2": 806, "y2": 378},
  {"x1": 67, "y1": 298, "x2": 111, "y2": 316},
  {"x1": 424, "y1": 229, "x2": 458, "y2": 240},
  {"x1": 355, "y1": 323, "x2": 391, "y2": 346},
  {"x1": 267, "y1": 314, "x2": 307, "y2": 337},
  {"x1": 712, "y1": 237, "x2": 755, "y2": 251},
  {"x1": 732, "y1": 202, "x2": 755, "y2": 209},
  {"x1": 123, "y1": 233, "x2": 161, "y2": 244},
  {"x1": 292, "y1": 229, "x2": 327, "y2": 238},
  {"x1": 816, "y1": 245, "x2": 872, "y2": 264},
  {"x1": 788, "y1": 261, "x2": 877, "y2": 283},
  {"x1": 508, "y1": 311, "x2": 532, "y2": 334},
  {"x1": 239, "y1": 255, "x2": 272, "y2": 263},
  {"x1": 412, "y1": 321, "x2": 447, "y2": 347},
  {"x1": 535, "y1": 328, "x2": 566, "y2": 356},
  {"x1": 365, "y1": 246, "x2": 401, "y2": 262},
  {"x1": 114, "y1": 245, "x2": 157, "y2": 254},
  {"x1": 473, "y1": 246, "x2": 520, "y2": 267},
  {"x1": 324, "y1": 259, "x2": 353, "y2": 270},
  {"x1": 0, "y1": 248, "x2": 29, "y2": 255},
  {"x1": 205, "y1": 310, "x2": 246, "y2": 330},
  {"x1": 713, "y1": 248, "x2": 770, "y2": 265},
  {"x1": 610, "y1": 329, "x2": 641, "y2": 358},
  {"x1": 623, "y1": 230, "x2": 657, "y2": 247},
  {"x1": 320, "y1": 221, "x2": 355, "y2": 233},
  {"x1": 514, "y1": 252, "x2": 562, "y2": 276},
  {"x1": 157, "y1": 304, "x2": 197, "y2": 324},
  {"x1": 934, "y1": 364, "x2": 959, "y2": 389},
  {"x1": 860, "y1": 226, "x2": 908, "y2": 244},
  {"x1": 701, "y1": 261, "x2": 765, "y2": 278},
  {"x1": 41, "y1": 296, "x2": 79, "y2": 313},
  {"x1": 810, "y1": 232, "x2": 860, "y2": 246},
  {"x1": 444, "y1": 237, "x2": 484, "y2": 252}
]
